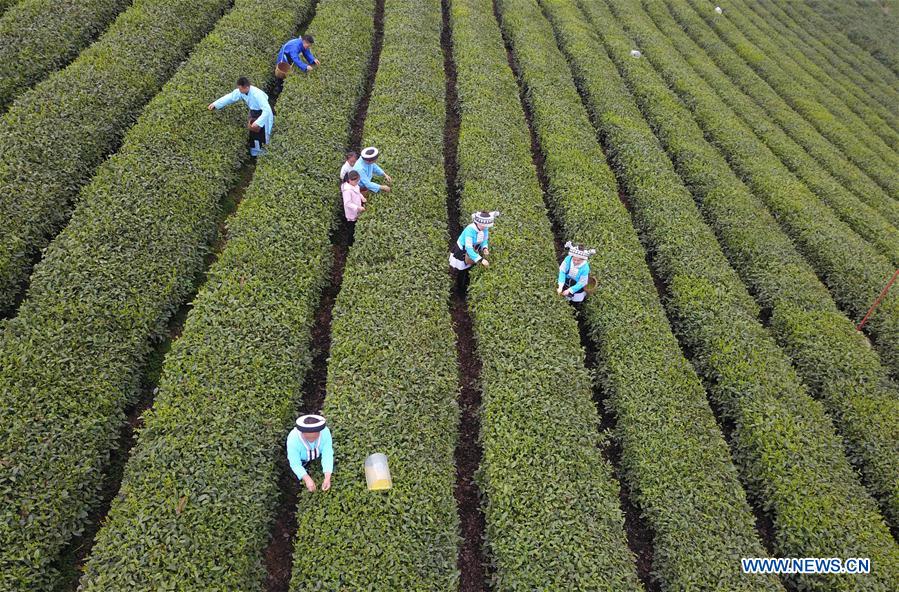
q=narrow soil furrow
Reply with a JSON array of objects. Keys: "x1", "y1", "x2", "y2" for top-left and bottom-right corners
[
  {"x1": 263, "y1": 2, "x2": 385, "y2": 589},
  {"x1": 442, "y1": 3, "x2": 490, "y2": 590},
  {"x1": 491, "y1": 3, "x2": 658, "y2": 586}
]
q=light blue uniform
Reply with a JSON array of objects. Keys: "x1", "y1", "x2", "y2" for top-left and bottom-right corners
[
  {"x1": 352, "y1": 159, "x2": 386, "y2": 193},
  {"x1": 286, "y1": 426, "x2": 334, "y2": 479},
  {"x1": 212, "y1": 85, "x2": 273, "y2": 156},
  {"x1": 558, "y1": 255, "x2": 590, "y2": 302},
  {"x1": 450, "y1": 223, "x2": 490, "y2": 270}
]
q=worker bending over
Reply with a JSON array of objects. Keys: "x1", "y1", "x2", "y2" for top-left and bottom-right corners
[
  {"x1": 353, "y1": 146, "x2": 392, "y2": 193},
  {"x1": 557, "y1": 241, "x2": 595, "y2": 303},
  {"x1": 286, "y1": 414, "x2": 334, "y2": 492},
  {"x1": 208, "y1": 77, "x2": 273, "y2": 157}
]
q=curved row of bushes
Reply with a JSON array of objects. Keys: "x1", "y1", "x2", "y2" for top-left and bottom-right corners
[
  {"x1": 0, "y1": 0, "x2": 233, "y2": 312},
  {"x1": 77, "y1": 0, "x2": 374, "y2": 588},
  {"x1": 496, "y1": 0, "x2": 782, "y2": 589},
  {"x1": 650, "y1": 0, "x2": 899, "y2": 379},
  {"x1": 0, "y1": 0, "x2": 131, "y2": 110},
  {"x1": 782, "y1": 0, "x2": 899, "y2": 90},
  {"x1": 670, "y1": 0, "x2": 899, "y2": 201},
  {"x1": 803, "y1": 0, "x2": 899, "y2": 78},
  {"x1": 450, "y1": 0, "x2": 643, "y2": 588},
  {"x1": 559, "y1": 0, "x2": 899, "y2": 589},
  {"x1": 287, "y1": 0, "x2": 461, "y2": 588},
  {"x1": 725, "y1": 0, "x2": 899, "y2": 148},
  {"x1": 640, "y1": 1, "x2": 899, "y2": 238},
  {"x1": 608, "y1": 0, "x2": 899, "y2": 535},
  {"x1": 640, "y1": 0, "x2": 899, "y2": 243},
  {"x1": 0, "y1": 0, "x2": 315, "y2": 588},
  {"x1": 743, "y1": 0, "x2": 899, "y2": 120}
]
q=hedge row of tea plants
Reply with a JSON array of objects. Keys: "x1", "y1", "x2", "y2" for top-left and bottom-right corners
[
  {"x1": 741, "y1": 0, "x2": 899, "y2": 120},
  {"x1": 803, "y1": 0, "x2": 899, "y2": 77},
  {"x1": 780, "y1": 0, "x2": 899, "y2": 91},
  {"x1": 286, "y1": 0, "x2": 461, "y2": 588},
  {"x1": 647, "y1": 0, "x2": 899, "y2": 378},
  {"x1": 722, "y1": 0, "x2": 899, "y2": 149},
  {"x1": 0, "y1": 0, "x2": 315, "y2": 588},
  {"x1": 450, "y1": 0, "x2": 644, "y2": 588},
  {"x1": 496, "y1": 0, "x2": 781, "y2": 589},
  {"x1": 553, "y1": 0, "x2": 899, "y2": 589},
  {"x1": 77, "y1": 0, "x2": 373, "y2": 588},
  {"x1": 667, "y1": 0, "x2": 899, "y2": 201},
  {"x1": 0, "y1": 0, "x2": 17, "y2": 14},
  {"x1": 642, "y1": 1, "x2": 899, "y2": 233},
  {"x1": 0, "y1": 0, "x2": 232, "y2": 312},
  {"x1": 0, "y1": 0, "x2": 131, "y2": 110},
  {"x1": 606, "y1": 0, "x2": 899, "y2": 532},
  {"x1": 640, "y1": 0, "x2": 899, "y2": 240}
]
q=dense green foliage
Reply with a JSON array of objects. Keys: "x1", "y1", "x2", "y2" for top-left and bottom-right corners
[
  {"x1": 0, "y1": 0, "x2": 314, "y2": 588},
  {"x1": 652, "y1": 0, "x2": 899, "y2": 379},
  {"x1": 551, "y1": 0, "x2": 899, "y2": 589},
  {"x1": 641, "y1": 0, "x2": 899, "y2": 243},
  {"x1": 0, "y1": 0, "x2": 232, "y2": 312},
  {"x1": 805, "y1": 0, "x2": 899, "y2": 77},
  {"x1": 497, "y1": 0, "x2": 780, "y2": 589},
  {"x1": 610, "y1": 0, "x2": 899, "y2": 529},
  {"x1": 668, "y1": 0, "x2": 899, "y2": 201},
  {"x1": 734, "y1": 0, "x2": 899, "y2": 130},
  {"x1": 0, "y1": 0, "x2": 131, "y2": 110},
  {"x1": 77, "y1": 0, "x2": 373, "y2": 588},
  {"x1": 287, "y1": 0, "x2": 461, "y2": 588},
  {"x1": 450, "y1": 0, "x2": 641, "y2": 588}
]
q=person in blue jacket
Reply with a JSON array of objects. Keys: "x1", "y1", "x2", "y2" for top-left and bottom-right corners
[
  {"x1": 450, "y1": 210, "x2": 499, "y2": 294},
  {"x1": 277, "y1": 34, "x2": 320, "y2": 73},
  {"x1": 208, "y1": 77, "x2": 273, "y2": 157},
  {"x1": 286, "y1": 414, "x2": 334, "y2": 492},
  {"x1": 352, "y1": 146, "x2": 392, "y2": 193},
  {"x1": 557, "y1": 241, "x2": 596, "y2": 303}
]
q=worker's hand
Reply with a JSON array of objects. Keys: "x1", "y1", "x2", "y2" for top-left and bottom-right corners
[
  {"x1": 562, "y1": 289, "x2": 570, "y2": 296},
  {"x1": 322, "y1": 475, "x2": 332, "y2": 491},
  {"x1": 249, "y1": 123, "x2": 261, "y2": 132},
  {"x1": 207, "y1": 103, "x2": 216, "y2": 111},
  {"x1": 359, "y1": 206, "x2": 366, "y2": 212},
  {"x1": 306, "y1": 64, "x2": 315, "y2": 72},
  {"x1": 361, "y1": 196, "x2": 367, "y2": 204},
  {"x1": 380, "y1": 185, "x2": 391, "y2": 193},
  {"x1": 482, "y1": 248, "x2": 489, "y2": 256},
  {"x1": 384, "y1": 174, "x2": 393, "y2": 183},
  {"x1": 302, "y1": 475, "x2": 317, "y2": 492},
  {"x1": 314, "y1": 59, "x2": 321, "y2": 66},
  {"x1": 481, "y1": 259, "x2": 489, "y2": 268},
  {"x1": 557, "y1": 286, "x2": 563, "y2": 295}
]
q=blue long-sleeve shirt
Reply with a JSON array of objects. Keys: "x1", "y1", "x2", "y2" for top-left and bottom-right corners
[
  {"x1": 352, "y1": 159, "x2": 386, "y2": 193},
  {"x1": 286, "y1": 427, "x2": 334, "y2": 479},
  {"x1": 558, "y1": 255, "x2": 590, "y2": 294},
  {"x1": 277, "y1": 38, "x2": 316, "y2": 72},
  {"x1": 212, "y1": 86, "x2": 274, "y2": 143},
  {"x1": 456, "y1": 223, "x2": 489, "y2": 263}
]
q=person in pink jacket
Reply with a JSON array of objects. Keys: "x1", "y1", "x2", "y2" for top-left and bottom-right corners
[{"x1": 341, "y1": 169, "x2": 366, "y2": 244}]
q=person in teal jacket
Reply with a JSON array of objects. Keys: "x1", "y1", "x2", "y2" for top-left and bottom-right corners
[
  {"x1": 557, "y1": 241, "x2": 596, "y2": 303},
  {"x1": 208, "y1": 76, "x2": 273, "y2": 157},
  {"x1": 286, "y1": 414, "x2": 334, "y2": 492},
  {"x1": 352, "y1": 146, "x2": 392, "y2": 193},
  {"x1": 450, "y1": 210, "x2": 500, "y2": 271}
]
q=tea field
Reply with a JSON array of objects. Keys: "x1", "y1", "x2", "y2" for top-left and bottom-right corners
[{"x1": 0, "y1": 0, "x2": 897, "y2": 590}]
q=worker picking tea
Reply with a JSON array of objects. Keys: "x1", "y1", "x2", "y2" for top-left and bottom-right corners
[
  {"x1": 286, "y1": 414, "x2": 334, "y2": 492},
  {"x1": 208, "y1": 77, "x2": 274, "y2": 157},
  {"x1": 557, "y1": 241, "x2": 596, "y2": 303}
]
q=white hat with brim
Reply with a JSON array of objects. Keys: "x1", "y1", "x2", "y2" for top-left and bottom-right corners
[
  {"x1": 361, "y1": 146, "x2": 379, "y2": 160},
  {"x1": 472, "y1": 210, "x2": 500, "y2": 227},
  {"x1": 295, "y1": 414, "x2": 327, "y2": 433}
]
